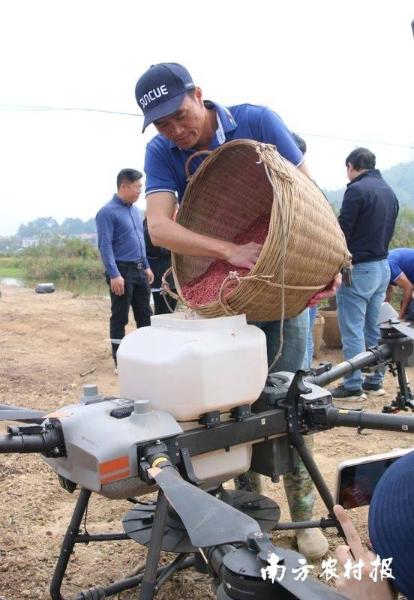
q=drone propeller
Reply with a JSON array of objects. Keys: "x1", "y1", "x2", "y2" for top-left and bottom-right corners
[
  {"x1": 388, "y1": 320, "x2": 414, "y2": 341},
  {"x1": 274, "y1": 569, "x2": 346, "y2": 599},
  {"x1": 149, "y1": 466, "x2": 260, "y2": 548},
  {"x1": 0, "y1": 404, "x2": 47, "y2": 423},
  {"x1": 377, "y1": 302, "x2": 414, "y2": 341}
]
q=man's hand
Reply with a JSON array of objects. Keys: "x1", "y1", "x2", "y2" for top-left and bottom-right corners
[
  {"x1": 110, "y1": 276, "x2": 125, "y2": 296},
  {"x1": 145, "y1": 267, "x2": 154, "y2": 285},
  {"x1": 224, "y1": 242, "x2": 263, "y2": 270},
  {"x1": 334, "y1": 505, "x2": 397, "y2": 600},
  {"x1": 307, "y1": 272, "x2": 342, "y2": 308}
]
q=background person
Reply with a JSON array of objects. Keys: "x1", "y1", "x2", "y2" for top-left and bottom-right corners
[
  {"x1": 331, "y1": 148, "x2": 399, "y2": 402},
  {"x1": 143, "y1": 215, "x2": 177, "y2": 315},
  {"x1": 134, "y1": 62, "x2": 342, "y2": 560},
  {"x1": 386, "y1": 247, "x2": 414, "y2": 320},
  {"x1": 96, "y1": 168, "x2": 154, "y2": 370}
]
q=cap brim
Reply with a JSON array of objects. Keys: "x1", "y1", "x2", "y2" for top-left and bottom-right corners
[{"x1": 142, "y1": 92, "x2": 187, "y2": 133}]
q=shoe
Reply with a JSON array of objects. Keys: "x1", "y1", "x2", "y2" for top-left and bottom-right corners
[
  {"x1": 296, "y1": 528, "x2": 329, "y2": 561},
  {"x1": 330, "y1": 385, "x2": 366, "y2": 402},
  {"x1": 362, "y1": 382, "x2": 385, "y2": 396}
]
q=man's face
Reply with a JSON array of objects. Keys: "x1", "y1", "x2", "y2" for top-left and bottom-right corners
[
  {"x1": 153, "y1": 89, "x2": 205, "y2": 149},
  {"x1": 119, "y1": 179, "x2": 143, "y2": 204}
]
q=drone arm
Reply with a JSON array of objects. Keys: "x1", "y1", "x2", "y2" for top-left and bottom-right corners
[
  {"x1": 324, "y1": 406, "x2": 414, "y2": 433},
  {"x1": 0, "y1": 426, "x2": 65, "y2": 456},
  {"x1": 308, "y1": 344, "x2": 392, "y2": 388}
]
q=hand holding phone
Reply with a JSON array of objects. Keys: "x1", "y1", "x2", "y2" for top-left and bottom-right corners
[{"x1": 334, "y1": 505, "x2": 398, "y2": 600}]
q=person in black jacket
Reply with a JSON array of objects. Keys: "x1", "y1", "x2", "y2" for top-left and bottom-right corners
[
  {"x1": 331, "y1": 148, "x2": 399, "y2": 401},
  {"x1": 143, "y1": 217, "x2": 177, "y2": 315}
]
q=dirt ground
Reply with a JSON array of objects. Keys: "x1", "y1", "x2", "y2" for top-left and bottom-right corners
[{"x1": 0, "y1": 285, "x2": 413, "y2": 600}]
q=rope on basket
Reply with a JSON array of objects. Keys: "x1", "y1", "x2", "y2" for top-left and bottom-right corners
[{"x1": 257, "y1": 143, "x2": 288, "y2": 371}]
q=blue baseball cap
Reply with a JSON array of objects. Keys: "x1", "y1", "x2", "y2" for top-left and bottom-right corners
[
  {"x1": 369, "y1": 450, "x2": 414, "y2": 599},
  {"x1": 135, "y1": 63, "x2": 195, "y2": 132}
]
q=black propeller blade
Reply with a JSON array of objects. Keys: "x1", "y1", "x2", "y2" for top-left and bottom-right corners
[
  {"x1": 149, "y1": 466, "x2": 260, "y2": 548},
  {"x1": 277, "y1": 569, "x2": 347, "y2": 599}
]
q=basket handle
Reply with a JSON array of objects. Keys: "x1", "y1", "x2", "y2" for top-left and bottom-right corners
[
  {"x1": 161, "y1": 267, "x2": 182, "y2": 302},
  {"x1": 185, "y1": 150, "x2": 212, "y2": 179}
]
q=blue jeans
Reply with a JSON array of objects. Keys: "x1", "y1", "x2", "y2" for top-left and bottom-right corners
[
  {"x1": 304, "y1": 306, "x2": 317, "y2": 370},
  {"x1": 337, "y1": 259, "x2": 390, "y2": 390},
  {"x1": 251, "y1": 310, "x2": 309, "y2": 373}
]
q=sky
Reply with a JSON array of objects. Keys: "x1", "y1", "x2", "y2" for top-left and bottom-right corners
[{"x1": 0, "y1": 0, "x2": 413, "y2": 236}]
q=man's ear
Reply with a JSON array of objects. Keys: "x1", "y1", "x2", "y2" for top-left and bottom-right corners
[{"x1": 194, "y1": 87, "x2": 203, "y2": 104}]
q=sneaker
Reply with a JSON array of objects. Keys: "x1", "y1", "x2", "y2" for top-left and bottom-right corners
[
  {"x1": 362, "y1": 382, "x2": 385, "y2": 396},
  {"x1": 330, "y1": 385, "x2": 367, "y2": 402},
  {"x1": 114, "y1": 367, "x2": 118, "y2": 375},
  {"x1": 296, "y1": 528, "x2": 329, "y2": 561}
]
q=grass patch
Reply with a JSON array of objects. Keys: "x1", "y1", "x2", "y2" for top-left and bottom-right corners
[{"x1": 0, "y1": 266, "x2": 26, "y2": 277}]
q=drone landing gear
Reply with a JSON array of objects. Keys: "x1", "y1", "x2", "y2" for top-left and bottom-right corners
[
  {"x1": 49, "y1": 487, "x2": 194, "y2": 600},
  {"x1": 123, "y1": 486, "x2": 281, "y2": 553},
  {"x1": 383, "y1": 359, "x2": 414, "y2": 413}
]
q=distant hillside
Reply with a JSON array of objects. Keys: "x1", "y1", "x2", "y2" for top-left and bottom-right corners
[{"x1": 324, "y1": 160, "x2": 414, "y2": 209}]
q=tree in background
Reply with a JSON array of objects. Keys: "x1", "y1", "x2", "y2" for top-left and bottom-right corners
[
  {"x1": 60, "y1": 218, "x2": 85, "y2": 236},
  {"x1": 18, "y1": 217, "x2": 59, "y2": 238}
]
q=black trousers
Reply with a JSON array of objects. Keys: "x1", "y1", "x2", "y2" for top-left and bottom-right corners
[
  {"x1": 152, "y1": 291, "x2": 177, "y2": 315},
  {"x1": 106, "y1": 263, "x2": 152, "y2": 362}
]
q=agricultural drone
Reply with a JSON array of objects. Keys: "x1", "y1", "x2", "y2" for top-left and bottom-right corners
[{"x1": 1, "y1": 304, "x2": 414, "y2": 600}]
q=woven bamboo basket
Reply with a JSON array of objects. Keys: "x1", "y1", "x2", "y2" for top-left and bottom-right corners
[{"x1": 171, "y1": 140, "x2": 350, "y2": 321}]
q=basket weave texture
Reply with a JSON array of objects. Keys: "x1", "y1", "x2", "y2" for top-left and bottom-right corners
[{"x1": 172, "y1": 140, "x2": 350, "y2": 321}]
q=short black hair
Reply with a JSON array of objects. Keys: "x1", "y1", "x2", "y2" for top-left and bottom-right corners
[
  {"x1": 345, "y1": 148, "x2": 376, "y2": 170},
  {"x1": 292, "y1": 133, "x2": 307, "y2": 155},
  {"x1": 117, "y1": 168, "x2": 143, "y2": 190}
]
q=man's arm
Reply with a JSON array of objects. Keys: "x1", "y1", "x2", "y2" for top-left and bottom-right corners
[
  {"x1": 385, "y1": 285, "x2": 393, "y2": 304},
  {"x1": 146, "y1": 192, "x2": 261, "y2": 270},
  {"x1": 338, "y1": 186, "x2": 362, "y2": 244},
  {"x1": 394, "y1": 273, "x2": 414, "y2": 319},
  {"x1": 334, "y1": 505, "x2": 397, "y2": 600},
  {"x1": 96, "y1": 209, "x2": 125, "y2": 296},
  {"x1": 297, "y1": 161, "x2": 311, "y2": 178}
]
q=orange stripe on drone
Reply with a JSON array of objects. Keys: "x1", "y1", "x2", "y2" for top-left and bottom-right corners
[
  {"x1": 99, "y1": 456, "x2": 130, "y2": 476},
  {"x1": 100, "y1": 469, "x2": 131, "y2": 485}
]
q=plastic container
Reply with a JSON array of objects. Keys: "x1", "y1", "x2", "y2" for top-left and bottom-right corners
[{"x1": 117, "y1": 313, "x2": 268, "y2": 422}]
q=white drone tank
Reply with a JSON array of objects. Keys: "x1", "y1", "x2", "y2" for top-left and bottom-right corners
[
  {"x1": 117, "y1": 312, "x2": 268, "y2": 421},
  {"x1": 117, "y1": 313, "x2": 268, "y2": 486}
]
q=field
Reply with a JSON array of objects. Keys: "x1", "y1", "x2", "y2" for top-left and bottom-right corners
[{"x1": 0, "y1": 285, "x2": 413, "y2": 599}]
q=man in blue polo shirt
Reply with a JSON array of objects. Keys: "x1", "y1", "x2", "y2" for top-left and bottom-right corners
[
  {"x1": 134, "y1": 63, "x2": 341, "y2": 560},
  {"x1": 386, "y1": 248, "x2": 414, "y2": 320},
  {"x1": 96, "y1": 168, "x2": 154, "y2": 370}
]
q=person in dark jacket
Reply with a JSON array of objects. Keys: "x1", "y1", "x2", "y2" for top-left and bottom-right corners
[
  {"x1": 331, "y1": 148, "x2": 399, "y2": 401},
  {"x1": 143, "y1": 217, "x2": 177, "y2": 314}
]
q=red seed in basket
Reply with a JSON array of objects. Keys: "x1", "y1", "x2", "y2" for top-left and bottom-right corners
[{"x1": 182, "y1": 216, "x2": 270, "y2": 307}]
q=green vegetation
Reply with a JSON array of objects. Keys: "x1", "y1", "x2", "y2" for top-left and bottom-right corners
[
  {"x1": 0, "y1": 256, "x2": 26, "y2": 277},
  {"x1": 390, "y1": 207, "x2": 414, "y2": 249},
  {"x1": 17, "y1": 238, "x2": 102, "y2": 280},
  {"x1": 17, "y1": 216, "x2": 97, "y2": 238}
]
